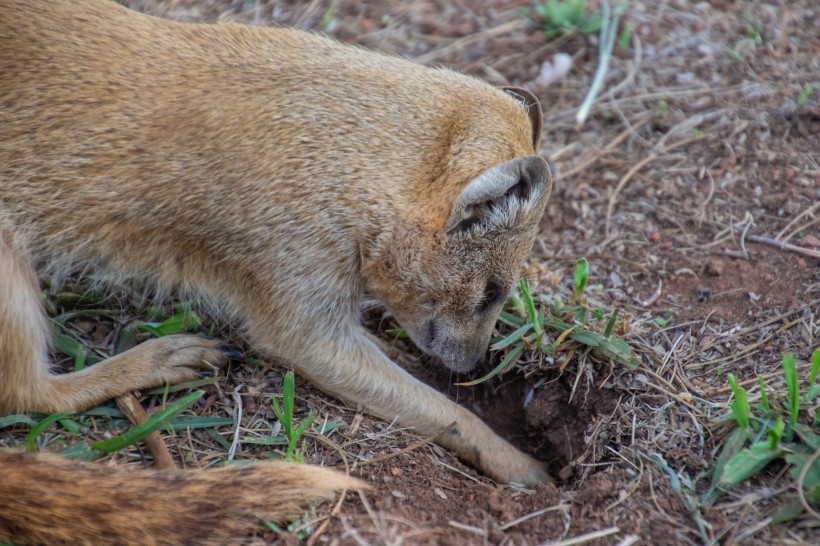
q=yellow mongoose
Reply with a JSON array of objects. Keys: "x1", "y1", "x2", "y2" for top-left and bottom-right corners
[{"x1": 1, "y1": 0, "x2": 553, "y2": 543}]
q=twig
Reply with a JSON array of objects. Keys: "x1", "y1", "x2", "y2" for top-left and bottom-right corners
[
  {"x1": 605, "y1": 133, "x2": 706, "y2": 237},
  {"x1": 227, "y1": 384, "x2": 243, "y2": 461},
  {"x1": 639, "y1": 278, "x2": 663, "y2": 307},
  {"x1": 687, "y1": 318, "x2": 803, "y2": 369},
  {"x1": 448, "y1": 520, "x2": 488, "y2": 537},
  {"x1": 775, "y1": 202, "x2": 820, "y2": 241},
  {"x1": 556, "y1": 116, "x2": 653, "y2": 181},
  {"x1": 747, "y1": 235, "x2": 820, "y2": 259},
  {"x1": 116, "y1": 393, "x2": 176, "y2": 470},
  {"x1": 738, "y1": 213, "x2": 753, "y2": 259},
  {"x1": 541, "y1": 526, "x2": 620, "y2": 546},
  {"x1": 499, "y1": 504, "x2": 569, "y2": 531},
  {"x1": 414, "y1": 20, "x2": 525, "y2": 64},
  {"x1": 306, "y1": 431, "x2": 357, "y2": 546},
  {"x1": 797, "y1": 447, "x2": 820, "y2": 521},
  {"x1": 781, "y1": 215, "x2": 820, "y2": 244},
  {"x1": 357, "y1": 422, "x2": 456, "y2": 467}
]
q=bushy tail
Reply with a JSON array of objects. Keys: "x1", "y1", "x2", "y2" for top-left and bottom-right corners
[{"x1": 0, "y1": 451, "x2": 364, "y2": 546}]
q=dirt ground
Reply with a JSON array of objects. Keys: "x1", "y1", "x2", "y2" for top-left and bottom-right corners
[{"x1": 3, "y1": 1, "x2": 818, "y2": 544}]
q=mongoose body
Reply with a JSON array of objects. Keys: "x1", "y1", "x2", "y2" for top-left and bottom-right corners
[{"x1": 0, "y1": 1, "x2": 553, "y2": 543}]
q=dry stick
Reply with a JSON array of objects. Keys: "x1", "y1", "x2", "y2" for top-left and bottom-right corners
[
  {"x1": 775, "y1": 202, "x2": 820, "y2": 241},
  {"x1": 797, "y1": 447, "x2": 820, "y2": 521},
  {"x1": 604, "y1": 134, "x2": 706, "y2": 238},
  {"x1": 555, "y1": 116, "x2": 653, "y2": 182},
  {"x1": 551, "y1": 83, "x2": 754, "y2": 124},
  {"x1": 357, "y1": 487, "x2": 390, "y2": 543},
  {"x1": 747, "y1": 234, "x2": 820, "y2": 259},
  {"x1": 541, "y1": 526, "x2": 620, "y2": 546},
  {"x1": 711, "y1": 298, "x2": 819, "y2": 341},
  {"x1": 709, "y1": 370, "x2": 781, "y2": 396},
  {"x1": 724, "y1": 503, "x2": 753, "y2": 546},
  {"x1": 414, "y1": 20, "x2": 525, "y2": 64},
  {"x1": 357, "y1": 421, "x2": 457, "y2": 467},
  {"x1": 645, "y1": 471, "x2": 681, "y2": 526},
  {"x1": 635, "y1": 376, "x2": 700, "y2": 414},
  {"x1": 686, "y1": 318, "x2": 803, "y2": 370},
  {"x1": 448, "y1": 520, "x2": 488, "y2": 537},
  {"x1": 499, "y1": 504, "x2": 570, "y2": 531},
  {"x1": 115, "y1": 393, "x2": 176, "y2": 470},
  {"x1": 306, "y1": 431, "x2": 357, "y2": 546},
  {"x1": 781, "y1": 214, "x2": 820, "y2": 243}
]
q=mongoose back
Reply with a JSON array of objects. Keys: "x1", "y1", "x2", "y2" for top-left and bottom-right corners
[{"x1": 0, "y1": 0, "x2": 554, "y2": 543}]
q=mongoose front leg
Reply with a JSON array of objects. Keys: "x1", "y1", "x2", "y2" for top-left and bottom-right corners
[{"x1": 276, "y1": 328, "x2": 549, "y2": 486}]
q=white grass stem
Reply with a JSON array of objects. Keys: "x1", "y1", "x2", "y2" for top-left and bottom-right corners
[
  {"x1": 541, "y1": 526, "x2": 620, "y2": 546},
  {"x1": 227, "y1": 384, "x2": 243, "y2": 461},
  {"x1": 576, "y1": 0, "x2": 624, "y2": 125}
]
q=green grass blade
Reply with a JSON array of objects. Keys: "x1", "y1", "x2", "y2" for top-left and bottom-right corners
[
  {"x1": 519, "y1": 278, "x2": 542, "y2": 337},
  {"x1": 706, "y1": 426, "x2": 749, "y2": 504},
  {"x1": 490, "y1": 324, "x2": 533, "y2": 351},
  {"x1": 54, "y1": 334, "x2": 87, "y2": 371},
  {"x1": 767, "y1": 417, "x2": 784, "y2": 448},
  {"x1": 168, "y1": 416, "x2": 234, "y2": 429},
  {"x1": 144, "y1": 376, "x2": 219, "y2": 394},
  {"x1": 282, "y1": 371, "x2": 296, "y2": 438},
  {"x1": 25, "y1": 412, "x2": 72, "y2": 452},
  {"x1": 786, "y1": 451, "x2": 820, "y2": 490},
  {"x1": 81, "y1": 406, "x2": 124, "y2": 418},
  {"x1": 783, "y1": 354, "x2": 799, "y2": 428},
  {"x1": 0, "y1": 414, "x2": 37, "y2": 429},
  {"x1": 603, "y1": 308, "x2": 618, "y2": 338},
  {"x1": 138, "y1": 309, "x2": 202, "y2": 337},
  {"x1": 594, "y1": 335, "x2": 640, "y2": 368},
  {"x1": 727, "y1": 374, "x2": 750, "y2": 429},
  {"x1": 294, "y1": 411, "x2": 316, "y2": 439},
  {"x1": 91, "y1": 390, "x2": 204, "y2": 452},
  {"x1": 241, "y1": 436, "x2": 289, "y2": 445},
  {"x1": 59, "y1": 441, "x2": 103, "y2": 461},
  {"x1": 793, "y1": 423, "x2": 820, "y2": 451},
  {"x1": 497, "y1": 310, "x2": 526, "y2": 328},
  {"x1": 315, "y1": 420, "x2": 346, "y2": 435},
  {"x1": 809, "y1": 349, "x2": 820, "y2": 402},
  {"x1": 505, "y1": 291, "x2": 527, "y2": 319},
  {"x1": 205, "y1": 427, "x2": 233, "y2": 450},
  {"x1": 573, "y1": 257, "x2": 589, "y2": 295},
  {"x1": 721, "y1": 442, "x2": 781, "y2": 485},
  {"x1": 58, "y1": 418, "x2": 81, "y2": 433},
  {"x1": 772, "y1": 499, "x2": 805, "y2": 524},
  {"x1": 455, "y1": 343, "x2": 526, "y2": 387},
  {"x1": 271, "y1": 394, "x2": 284, "y2": 429}
]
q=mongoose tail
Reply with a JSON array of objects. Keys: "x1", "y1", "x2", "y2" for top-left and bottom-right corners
[{"x1": 0, "y1": 451, "x2": 364, "y2": 546}]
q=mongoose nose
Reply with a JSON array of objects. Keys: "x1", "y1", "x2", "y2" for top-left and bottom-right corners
[{"x1": 460, "y1": 348, "x2": 485, "y2": 373}]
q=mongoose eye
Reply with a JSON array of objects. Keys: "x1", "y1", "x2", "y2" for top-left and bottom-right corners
[{"x1": 478, "y1": 280, "x2": 503, "y2": 313}]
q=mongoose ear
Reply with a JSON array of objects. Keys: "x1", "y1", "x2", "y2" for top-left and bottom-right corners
[
  {"x1": 445, "y1": 156, "x2": 552, "y2": 235},
  {"x1": 501, "y1": 87, "x2": 543, "y2": 150}
]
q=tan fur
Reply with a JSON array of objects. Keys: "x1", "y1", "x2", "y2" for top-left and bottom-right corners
[
  {"x1": 0, "y1": 451, "x2": 363, "y2": 546},
  {"x1": 1, "y1": 0, "x2": 553, "y2": 543}
]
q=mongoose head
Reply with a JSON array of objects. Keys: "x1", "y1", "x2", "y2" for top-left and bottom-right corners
[{"x1": 365, "y1": 88, "x2": 553, "y2": 373}]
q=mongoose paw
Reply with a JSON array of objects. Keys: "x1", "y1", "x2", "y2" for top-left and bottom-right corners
[
  {"x1": 483, "y1": 446, "x2": 552, "y2": 487},
  {"x1": 138, "y1": 335, "x2": 231, "y2": 384}
]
